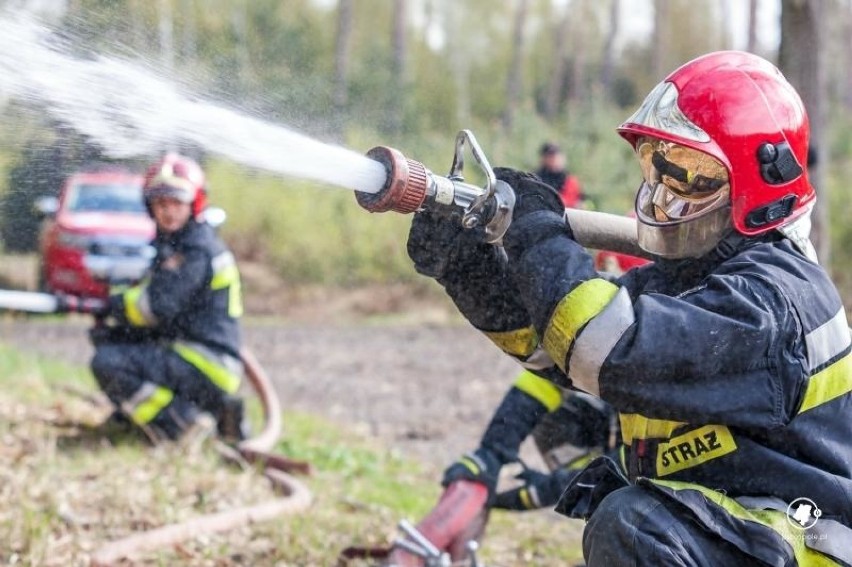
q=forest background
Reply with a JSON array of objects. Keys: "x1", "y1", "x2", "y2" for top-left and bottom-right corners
[{"x1": 1, "y1": 0, "x2": 849, "y2": 303}]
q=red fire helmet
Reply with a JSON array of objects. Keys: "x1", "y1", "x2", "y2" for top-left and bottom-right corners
[
  {"x1": 617, "y1": 51, "x2": 815, "y2": 256},
  {"x1": 143, "y1": 153, "x2": 208, "y2": 219}
]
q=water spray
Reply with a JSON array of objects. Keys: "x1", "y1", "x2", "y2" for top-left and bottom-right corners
[{"x1": 0, "y1": 13, "x2": 648, "y2": 259}]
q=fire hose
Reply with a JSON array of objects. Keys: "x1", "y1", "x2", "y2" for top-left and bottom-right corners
[
  {"x1": 84, "y1": 343, "x2": 312, "y2": 565},
  {"x1": 89, "y1": 346, "x2": 313, "y2": 566},
  {"x1": 0, "y1": 289, "x2": 312, "y2": 564},
  {"x1": 355, "y1": 129, "x2": 651, "y2": 261}
]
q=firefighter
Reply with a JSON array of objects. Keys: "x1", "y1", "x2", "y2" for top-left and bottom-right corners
[
  {"x1": 490, "y1": 381, "x2": 620, "y2": 513},
  {"x1": 90, "y1": 153, "x2": 246, "y2": 445},
  {"x1": 408, "y1": 51, "x2": 852, "y2": 564}
]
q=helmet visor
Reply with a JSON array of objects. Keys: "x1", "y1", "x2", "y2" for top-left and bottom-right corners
[
  {"x1": 635, "y1": 137, "x2": 730, "y2": 226},
  {"x1": 145, "y1": 173, "x2": 196, "y2": 204}
]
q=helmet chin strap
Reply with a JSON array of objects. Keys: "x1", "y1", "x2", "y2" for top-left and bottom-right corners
[{"x1": 777, "y1": 203, "x2": 818, "y2": 263}]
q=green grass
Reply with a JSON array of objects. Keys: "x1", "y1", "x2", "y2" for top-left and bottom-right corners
[{"x1": 0, "y1": 342, "x2": 584, "y2": 566}]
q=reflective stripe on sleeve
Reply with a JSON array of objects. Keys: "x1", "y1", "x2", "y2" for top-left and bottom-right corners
[
  {"x1": 542, "y1": 279, "x2": 620, "y2": 372},
  {"x1": 805, "y1": 308, "x2": 851, "y2": 371},
  {"x1": 122, "y1": 382, "x2": 174, "y2": 425},
  {"x1": 520, "y1": 486, "x2": 541, "y2": 509},
  {"x1": 484, "y1": 326, "x2": 539, "y2": 357},
  {"x1": 568, "y1": 287, "x2": 635, "y2": 396},
  {"x1": 173, "y1": 341, "x2": 242, "y2": 394},
  {"x1": 210, "y1": 252, "x2": 243, "y2": 318},
  {"x1": 799, "y1": 353, "x2": 852, "y2": 414},
  {"x1": 513, "y1": 370, "x2": 562, "y2": 412},
  {"x1": 123, "y1": 285, "x2": 157, "y2": 327},
  {"x1": 620, "y1": 413, "x2": 686, "y2": 445}
]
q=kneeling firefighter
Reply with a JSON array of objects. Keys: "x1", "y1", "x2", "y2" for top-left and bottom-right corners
[
  {"x1": 407, "y1": 51, "x2": 852, "y2": 564},
  {"x1": 90, "y1": 153, "x2": 247, "y2": 444}
]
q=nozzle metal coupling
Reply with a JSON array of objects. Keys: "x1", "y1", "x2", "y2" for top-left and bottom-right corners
[{"x1": 355, "y1": 146, "x2": 429, "y2": 214}]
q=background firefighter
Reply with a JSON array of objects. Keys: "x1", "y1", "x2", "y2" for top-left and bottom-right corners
[
  {"x1": 406, "y1": 51, "x2": 852, "y2": 564},
  {"x1": 89, "y1": 153, "x2": 247, "y2": 445}
]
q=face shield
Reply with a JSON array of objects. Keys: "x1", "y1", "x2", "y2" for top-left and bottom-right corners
[{"x1": 633, "y1": 137, "x2": 733, "y2": 259}]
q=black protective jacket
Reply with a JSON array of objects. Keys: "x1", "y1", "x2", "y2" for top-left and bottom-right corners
[
  {"x1": 107, "y1": 219, "x2": 243, "y2": 362},
  {"x1": 440, "y1": 208, "x2": 852, "y2": 532}
]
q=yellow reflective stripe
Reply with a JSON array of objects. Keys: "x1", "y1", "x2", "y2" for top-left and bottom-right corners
[
  {"x1": 484, "y1": 326, "x2": 538, "y2": 357},
  {"x1": 619, "y1": 413, "x2": 686, "y2": 445},
  {"x1": 460, "y1": 455, "x2": 481, "y2": 475},
  {"x1": 228, "y1": 276, "x2": 243, "y2": 318},
  {"x1": 123, "y1": 286, "x2": 147, "y2": 326},
  {"x1": 799, "y1": 353, "x2": 852, "y2": 414},
  {"x1": 513, "y1": 371, "x2": 562, "y2": 412},
  {"x1": 651, "y1": 479, "x2": 840, "y2": 566},
  {"x1": 543, "y1": 279, "x2": 619, "y2": 371},
  {"x1": 566, "y1": 450, "x2": 600, "y2": 471},
  {"x1": 655, "y1": 424, "x2": 737, "y2": 477},
  {"x1": 211, "y1": 264, "x2": 239, "y2": 290},
  {"x1": 519, "y1": 488, "x2": 533, "y2": 509},
  {"x1": 130, "y1": 386, "x2": 173, "y2": 425},
  {"x1": 173, "y1": 343, "x2": 241, "y2": 394},
  {"x1": 210, "y1": 264, "x2": 243, "y2": 318}
]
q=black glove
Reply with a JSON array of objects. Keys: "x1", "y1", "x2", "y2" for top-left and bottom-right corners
[
  {"x1": 496, "y1": 167, "x2": 575, "y2": 263},
  {"x1": 442, "y1": 447, "x2": 503, "y2": 500},
  {"x1": 55, "y1": 293, "x2": 109, "y2": 316},
  {"x1": 494, "y1": 167, "x2": 564, "y2": 221},
  {"x1": 492, "y1": 467, "x2": 577, "y2": 511},
  {"x1": 407, "y1": 209, "x2": 489, "y2": 280}
]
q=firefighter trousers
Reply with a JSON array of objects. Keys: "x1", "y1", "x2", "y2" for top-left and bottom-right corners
[
  {"x1": 91, "y1": 342, "x2": 229, "y2": 440},
  {"x1": 583, "y1": 485, "x2": 781, "y2": 566}
]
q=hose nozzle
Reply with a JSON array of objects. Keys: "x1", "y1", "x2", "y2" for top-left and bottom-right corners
[
  {"x1": 356, "y1": 130, "x2": 515, "y2": 243},
  {"x1": 355, "y1": 146, "x2": 429, "y2": 214}
]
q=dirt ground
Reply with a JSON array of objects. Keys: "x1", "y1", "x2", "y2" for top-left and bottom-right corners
[{"x1": 0, "y1": 279, "x2": 529, "y2": 472}]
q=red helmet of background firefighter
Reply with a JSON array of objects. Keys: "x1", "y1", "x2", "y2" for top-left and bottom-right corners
[
  {"x1": 142, "y1": 153, "x2": 208, "y2": 233},
  {"x1": 617, "y1": 50, "x2": 816, "y2": 260}
]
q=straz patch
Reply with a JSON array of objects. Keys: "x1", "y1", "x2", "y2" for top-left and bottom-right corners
[{"x1": 655, "y1": 425, "x2": 737, "y2": 476}]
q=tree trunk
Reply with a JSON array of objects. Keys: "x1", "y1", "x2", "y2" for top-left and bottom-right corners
[
  {"x1": 779, "y1": 0, "x2": 830, "y2": 264},
  {"x1": 389, "y1": 0, "x2": 408, "y2": 135},
  {"x1": 844, "y1": 0, "x2": 852, "y2": 110},
  {"x1": 599, "y1": 0, "x2": 621, "y2": 94},
  {"x1": 180, "y1": 0, "x2": 197, "y2": 63},
  {"x1": 544, "y1": 7, "x2": 570, "y2": 119},
  {"x1": 158, "y1": 0, "x2": 175, "y2": 73},
  {"x1": 502, "y1": 0, "x2": 529, "y2": 131},
  {"x1": 747, "y1": 0, "x2": 759, "y2": 52},
  {"x1": 231, "y1": 0, "x2": 252, "y2": 88},
  {"x1": 652, "y1": 0, "x2": 669, "y2": 80},
  {"x1": 568, "y1": 0, "x2": 589, "y2": 104},
  {"x1": 445, "y1": 0, "x2": 471, "y2": 126},
  {"x1": 719, "y1": 0, "x2": 732, "y2": 49},
  {"x1": 333, "y1": 0, "x2": 354, "y2": 135}
]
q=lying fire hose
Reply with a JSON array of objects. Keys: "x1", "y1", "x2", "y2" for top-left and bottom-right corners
[
  {"x1": 0, "y1": 290, "x2": 312, "y2": 564},
  {"x1": 90, "y1": 346, "x2": 313, "y2": 566},
  {"x1": 355, "y1": 129, "x2": 651, "y2": 261}
]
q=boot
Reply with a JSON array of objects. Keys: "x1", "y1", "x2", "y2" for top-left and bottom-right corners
[
  {"x1": 217, "y1": 395, "x2": 249, "y2": 443},
  {"x1": 147, "y1": 399, "x2": 216, "y2": 449}
]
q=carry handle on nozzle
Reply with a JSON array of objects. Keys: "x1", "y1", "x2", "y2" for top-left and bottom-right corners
[{"x1": 355, "y1": 129, "x2": 515, "y2": 243}]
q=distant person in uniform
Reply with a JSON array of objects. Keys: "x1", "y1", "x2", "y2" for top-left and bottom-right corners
[{"x1": 535, "y1": 142, "x2": 590, "y2": 209}]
